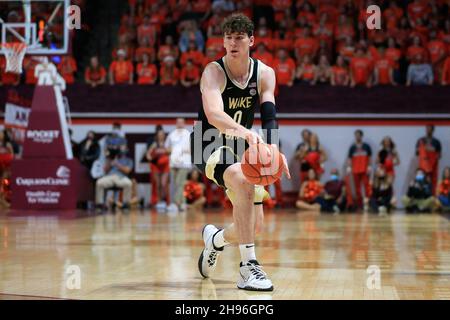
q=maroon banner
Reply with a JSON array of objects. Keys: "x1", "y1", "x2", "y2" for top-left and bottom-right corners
[
  {"x1": 11, "y1": 159, "x2": 93, "y2": 210},
  {"x1": 22, "y1": 86, "x2": 68, "y2": 159}
]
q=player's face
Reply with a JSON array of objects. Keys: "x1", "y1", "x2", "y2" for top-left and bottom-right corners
[{"x1": 223, "y1": 32, "x2": 254, "y2": 58}]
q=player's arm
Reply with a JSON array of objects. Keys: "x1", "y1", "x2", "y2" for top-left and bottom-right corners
[
  {"x1": 259, "y1": 63, "x2": 291, "y2": 179},
  {"x1": 259, "y1": 64, "x2": 277, "y2": 144},
  {"x1": 201, "y1": 63, "x2": 259, "y2": 143}
]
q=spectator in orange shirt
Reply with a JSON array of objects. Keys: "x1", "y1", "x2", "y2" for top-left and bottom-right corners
[
  {"x1": 427, "y1": 31, "x2": 447, "y2": 81},
  {"x1": 191, "y1": 0, "x2": 211, "y2": 17},
  {"x1": 383, "y1": 1, "x2": 403, "y2": 32},
  {"x1": 118, "y1": 15, "x2": 137, "y2": 44},
  {"x1": 112, "y1": 34, "x2": 135, "y2": 61},
  {"x1": 137, "y1": 14, "x2": 157, "y2": 47},
  {"x1": 411, "y1": 18, "x2": 429, "y2": 43},
  {"x1": 109, "y1": 49, "x2": 134, "y2": 85},
  {"x1": 206, "y1": 24, "x2": 225, "y2": 55},
  {"x1": 273, "y1": 0, "x2": 292, "y2": 23},
  {"x1": 331, "y1": 55, "x2": 350, "y2": 86},
  {"x1": 296, "y1": 54, "x2": 316, "y2": 84},
  {"x1": 317, "y1": 2, "x2": 339, "y2": 24},
  {"x1": 441, "y1": 56, "x2": 450, "y2": 85},
  {"x1": 334, "y1": 14, "x2": 355, "y2": 50},
  {"x1": 294, "y1": 27, "x2": 319, "y2": 61},
  {"x1": 313, "y1": 13, "x2": 334, "y2": 52},
  {"x1": 159, "y1": 56, "x2": 179, "y2": 86},
  {"x1": 296, "y1": 2, "x2": 316, "y2": 26},
  {"x1": 253, "y1": 27, "x2": 274, "y2": 53},
  {"x1": 85, "y1": 56, "x2": 107, "y2": 88},
  {"x1": 373, "y1": 47, "x2": 396, "y2": 86},
  {"x1": 392, "y1": 17, "x2": 412, "y2": 50},
  {"x1": 57, "y1": 55, "x2": 77, "y2": 85},
  {"x1": 148, "y1": 3, "x2": 167, "y2": 34},
  {"x1": 313, "y1": 55, "x2": 331, "y2": 85},
  {"x1": 158, "y1": 35, "x2": 179, "y2": 62},
  {"x1": 252, "y1": 43, "x2": 274, "y2": 67},
  {"x1": 180, "y1": 59, "x2": 200, "y2": 88},
  {"x1": 202, "y1": 47, "x2": 218, "y2": 70},
  {"x1": 407, "y1": 36, "x2": 428, "y2": 62},
  {"x1": 385, "y1": 37, "x2": 403, "y2": 83},
  {"x1": 272, "y1": 19, "x2": 295, "y2": 53},
  {"x1": 368, "y1": 29, "x2": 388, "y2": 49},
  {"x1": 407, "y1": 0, "x2": 430, "y2": 28},
  {"x1": 273, "y1": 48, "x2": 296, "y2": 87},
  {"x1": 135, "y1": 37, "x2": 156, "y2": 63},
  {"x1": 180, "y1": 41, "x2": 204, "y2": 67},
  {"x1": 137, "y1": 53, "x2": 157, "y2": 85},
  {"x1": 339, "y1": 36, "x2": 355, "y2": 64},
  {"x1": 294, "y1": 15, "x2": 309, "y2": 39},
  {"x1": 350, "y1": 46, "x2": 373, "y2": 88}
]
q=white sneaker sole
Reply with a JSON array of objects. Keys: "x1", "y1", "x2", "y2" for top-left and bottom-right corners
[
  {"x1": 198, "y1": 224, "x2": 217, "y2": 279},
  {"x1": 237, "y1": 278, "x2": 274, "y2": 292}
]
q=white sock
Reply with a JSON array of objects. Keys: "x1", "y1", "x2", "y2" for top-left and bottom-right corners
[
  {"x1": 239, "y1": 244, "x2": 256, "y2": 263},
  {"x1": 212, "y1": 229, "x2": 229, "y2": 249}
]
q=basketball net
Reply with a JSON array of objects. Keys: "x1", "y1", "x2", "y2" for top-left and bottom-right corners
[{"x1": 2, "y1": 42, "x2": 27, "y2": 74}]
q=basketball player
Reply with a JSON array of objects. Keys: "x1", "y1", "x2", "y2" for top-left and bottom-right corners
[{"x1": 190, "y1": 13, "x2": 290, "y2": 291}]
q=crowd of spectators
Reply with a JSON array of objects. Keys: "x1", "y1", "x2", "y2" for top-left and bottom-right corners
[
  {"x1": 1, "y1": 0, "x2": 449, "y2": 87},
  {"x1": 294, "y1": 125, "x2": 449, "y2": 214}
]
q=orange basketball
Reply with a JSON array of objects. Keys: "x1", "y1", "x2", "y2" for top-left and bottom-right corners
[{"x1": 241, "y1": 143, "x2": 284, "y2": 186}]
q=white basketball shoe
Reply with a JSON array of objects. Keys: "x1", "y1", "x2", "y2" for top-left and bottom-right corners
[
  {"x1": 198, "y1": 224, "x2": 223, "y2": 278},
  {"x1": 237, "y1": 260, "x2": 274, "y2": 291}
]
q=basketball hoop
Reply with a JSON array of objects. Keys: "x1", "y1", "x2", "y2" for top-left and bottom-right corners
[{"x1": 2, "y1": 42, "x2": 27, "y2": 74}]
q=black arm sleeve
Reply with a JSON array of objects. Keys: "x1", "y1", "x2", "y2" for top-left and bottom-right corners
[{"x1": 260, "y1": 101, "x2": 278, "y2": 144}]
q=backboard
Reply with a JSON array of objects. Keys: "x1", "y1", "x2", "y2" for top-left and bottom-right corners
[{"x1": 0, "y1": 0, "x2": 70, "y2": 55}]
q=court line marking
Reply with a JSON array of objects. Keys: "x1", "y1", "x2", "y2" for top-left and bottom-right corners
[{"x1": 0, "y1": 292, "x2": 71, "y2": 300}]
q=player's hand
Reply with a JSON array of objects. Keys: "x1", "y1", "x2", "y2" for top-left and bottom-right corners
[
  {"x1": 245, "y1": 130, "x2": 264, "y2": 146},
  {"x1": 271, "y1": 144, "x2": 291, "y2": 179}
]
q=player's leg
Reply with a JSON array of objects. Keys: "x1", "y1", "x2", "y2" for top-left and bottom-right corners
[
  {"x1": 197, "y1": 146, "x2": 270, "y2": 286},
  {"x1": 217, "y1": 204, "x2": 265, "y2": 244},
  {"x1": 198, "y1": 161, "x2": 255, "y2": 279},
  {"x1": 221, "y1": 164, "x2": 273, "y2": 291},
  {"x1": 223, "y1": 163, "x2": 256, "y2": 243}
]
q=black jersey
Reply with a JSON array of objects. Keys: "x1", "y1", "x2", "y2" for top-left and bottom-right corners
[{"x1": 193, "y1": 57, "x2": 260, "y2": 157}]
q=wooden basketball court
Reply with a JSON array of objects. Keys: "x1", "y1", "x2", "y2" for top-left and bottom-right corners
[{"x1": 1, "y1": 208, "x2": 450, "y2": 300}]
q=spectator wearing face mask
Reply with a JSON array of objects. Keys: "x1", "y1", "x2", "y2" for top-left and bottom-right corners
[
  {"x1": 315, "y1": 168, "x2": 346, "y2": 214},
  {"x1": 105, "y1": 122, "x2": 127, "y2": 159},
  {"x1": 402, "y1": 168, "x2": 435, "y2": 213},
  {"x1": 369, "y1": 166, "x2": 395, "y2": 215}
]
